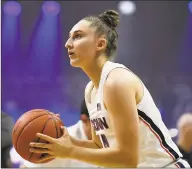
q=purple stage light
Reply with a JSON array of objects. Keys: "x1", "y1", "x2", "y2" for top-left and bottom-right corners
[
  {"x1": 3, "y1": 1, "x2": 22, "y2": 16},
  {"x1": 189, "y1": 1, "x2": 192, "y2": 13},
  {"x1": 42, "y1": 1, "x2": 60, "y2": 16}
]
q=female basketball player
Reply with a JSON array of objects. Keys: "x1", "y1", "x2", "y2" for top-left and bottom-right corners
[{"x1": 29, "y1": 10, "x2": 190, "y2": 168}]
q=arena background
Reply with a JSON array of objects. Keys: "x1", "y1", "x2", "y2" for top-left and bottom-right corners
[{"x1": 1, "y1": 0, "x2": 192, "y2": 157}]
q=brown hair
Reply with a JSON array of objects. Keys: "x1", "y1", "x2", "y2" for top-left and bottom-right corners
[{"x1": 83, "y1": 10, "x2": 120, "y2": 58}]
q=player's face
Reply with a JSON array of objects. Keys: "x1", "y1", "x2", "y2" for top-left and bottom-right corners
[
  {"x1": 180, "y1": 124, "x2": 192, "y2": 144},
  {"x1": 65, "y1": 20, "x2": 98, "y2": 68},
  {"x1": 185, "y1": 125, "x2": 192, "y2": 143}
]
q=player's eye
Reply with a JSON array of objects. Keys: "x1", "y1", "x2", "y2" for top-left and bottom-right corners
[{"x1": 73, "y1": 34, "x2": 82, "y2": 40}]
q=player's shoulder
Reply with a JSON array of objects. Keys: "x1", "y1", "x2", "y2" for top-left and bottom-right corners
[{"x1": 105, "y1": 67, "x2": 140, "y2": 91}]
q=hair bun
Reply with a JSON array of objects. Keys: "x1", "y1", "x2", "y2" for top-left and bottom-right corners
[{"x1": 98, "y1": 10, "x2": 120, "y2": 29}]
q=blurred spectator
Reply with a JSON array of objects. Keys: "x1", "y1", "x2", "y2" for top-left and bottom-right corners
[
  {"x1": 172, "y1": 82, "x2": 192, "y2": 127},
  {"x1": 79, "y1": 98, "x2": 92, "y2": 140},
  {"x1": 2, "y1": 112, "x2": 14, "y2": 168},
  {"x1": 177, "y1": 113, "x2": 192, "y2": 167}
]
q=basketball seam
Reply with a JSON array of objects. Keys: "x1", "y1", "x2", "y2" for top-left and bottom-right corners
[
  {"x1": 15, "y1": 113, "x2": 50, "y2": 151},
  {"x1": 15, "y1": 110, "x2": 49, "y2": 123},
  {"x1": 50, "y1": 115, "x2": 64, "y2": 138},
  {"x1": 28, "y1": 118, "x2": 53, "y2": 162},
  {"x1": 52, "y1": 116, "x2": 64, "y2": 126},
  {"x1": 38, "y1": 117, "x2": 59, "y2": 160},
  {"x1": 38, "y1": 116, "x2": 61, "y2": 160},
  {"x1": 52, "y1": 118, "x2": 59, "y2": 138}
]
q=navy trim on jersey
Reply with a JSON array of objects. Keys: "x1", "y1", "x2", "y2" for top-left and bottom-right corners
[
  {"x1": 176, "y1": 162, "x2": 186, "y2": 168},
  {"x1": 138, "y1": 110, "x2": 180, "y2": 160}
]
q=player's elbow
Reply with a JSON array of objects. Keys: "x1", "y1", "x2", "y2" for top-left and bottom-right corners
[
  {"x1": 123, "y1": 159, "x2": 138, "y2": 168},
  {"x1": 122, "y1": 157, "x2": 138, "y2": 167},
  {"x1": 119, "y1": 150, "x2": 139, "y2": 168}
]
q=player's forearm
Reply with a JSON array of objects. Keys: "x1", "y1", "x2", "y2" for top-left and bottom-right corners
[
  {"x1": 70, "y1": 146, "x2": 138, "y2": 168},
  {"x1": 70, "y1": 136, "x2": 100, "y2": 149}
]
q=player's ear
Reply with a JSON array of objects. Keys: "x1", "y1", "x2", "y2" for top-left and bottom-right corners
[{"x1": 96, "y1": 37, "x2": 107, "y2": 53}]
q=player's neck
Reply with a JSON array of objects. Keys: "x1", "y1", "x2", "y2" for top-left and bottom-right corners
[{"x1": 82, "y1": 57, "x2": 108, "y2": 89}]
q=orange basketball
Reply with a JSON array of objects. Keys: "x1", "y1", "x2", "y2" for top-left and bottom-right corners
[{"x1": 12, "y1": 109, "x2": 64, "y2": 163}]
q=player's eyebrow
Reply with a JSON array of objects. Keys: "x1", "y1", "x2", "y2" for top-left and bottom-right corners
[
  {"x1": 69, "y1": 30, "x2": 83, "y2": 37},
  {"x1": 69, "y1": 30, "x2": 84, "y2": 37}
]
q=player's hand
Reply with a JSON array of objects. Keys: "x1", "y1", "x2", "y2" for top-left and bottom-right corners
[
  {"x1": 49, "y1": 111, "x2": 61, "y2": 119},
  {"x1": 55, "y1": 114, "x2": 60, "y2": 118},
  {"x1": 29, "y1": 127, "x2": 74, "y2": 163}
]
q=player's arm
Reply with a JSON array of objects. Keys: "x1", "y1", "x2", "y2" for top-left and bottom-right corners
[
  {"x1": 70, "y1": 69, "x2": 140, "y2": 167},
  {"x1": 30, "y1": 70, "x2": 140, "y2": 167},
  {"x1": 70, "y1": 82, "x2": 103, "y2": 149},
  {"x1": 70, "y1": 125, "x2": 102, "y2": 149}
]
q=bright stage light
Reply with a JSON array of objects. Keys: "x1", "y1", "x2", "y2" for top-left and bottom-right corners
[
  {"x1": 3, "y1": 1, "x2": 22, "y2": 16},
  {"x1": 188, "y1": 1, "x2": 192, "y2": 14},
  {"x1": 118, "y1": 1, "x2": 136, "y2": 15},
  {"x1": 42, "y1": 1, "x2": 60, "y2": 16}
]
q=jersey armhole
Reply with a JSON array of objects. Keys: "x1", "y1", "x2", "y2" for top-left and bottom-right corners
[{"x1": 102, "y1": 67, "x2": 145, "y2": 108}]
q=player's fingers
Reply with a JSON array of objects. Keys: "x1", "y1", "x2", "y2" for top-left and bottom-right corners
[
  {"x1": 30, "y1": 148, "x2": 53, "y2": 155},
  {"x1": 37, "y1": 155, "x2": 56, "y2": 163},
  {"x1": 29, "y1": 142, "x2": 51, "y2": 149},
  {"x1": 60, "y1": 126, "x2": 65, "y2": 135},
  {"x1": 36, "y1": 133, "x2": 55, "y2": 143},
  {"x1": 61, "y1": 126, "x2": 65, "y2": 131},
  {"x1": 49, "y1": 112, "x2": 60, "y2": 119},
  {"x1": 55, "y1": 114, "x2": 60, "y2": 118}
]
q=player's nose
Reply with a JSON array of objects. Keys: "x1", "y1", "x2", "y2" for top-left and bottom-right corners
[{"x1": 65, "y1": 38, "x2": 73, "y2": 49}]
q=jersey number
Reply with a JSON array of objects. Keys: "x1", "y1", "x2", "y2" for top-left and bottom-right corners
[{"x1": 101, "y1": 134, "x2": 110, "y2": 148}]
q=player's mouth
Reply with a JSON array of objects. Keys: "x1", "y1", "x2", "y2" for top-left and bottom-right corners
[{"x1": 68, "y1": 51, "x2": 75, "y2": 57}]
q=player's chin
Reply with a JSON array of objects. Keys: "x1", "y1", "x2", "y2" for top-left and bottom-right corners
[{"x1": 69, "y1": 58, "x2": 81, "y2": 67}]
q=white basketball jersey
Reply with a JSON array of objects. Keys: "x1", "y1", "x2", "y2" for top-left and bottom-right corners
[{"x1": 85, "y1": 61, "x2": 190, "y2": 168}]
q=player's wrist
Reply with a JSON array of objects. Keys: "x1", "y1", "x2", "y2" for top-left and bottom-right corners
[{"x1": 69, "y1": 145, "x2": 78, "y2": 159}]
